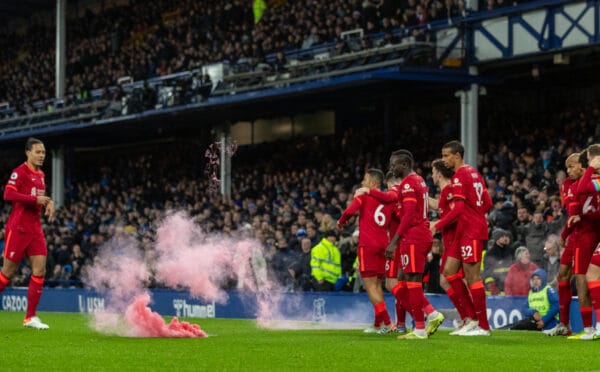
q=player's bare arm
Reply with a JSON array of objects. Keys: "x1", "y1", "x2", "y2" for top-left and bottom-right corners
[
  {"x1": 385, "y1": 235, "x2": 399, "y2": 260},
  {"x1": 567, "y1": 214, "x2": 580, "y2": 227},
  {"x1": 45, "y1": 200, "x2": 55, "y2": 221},
  {"x1": 354, "y1": 187, "x2": 369, "y2": 198},
  {"x1": 36, "y1": 195, "x2": 51, "y2": 206},
  {"x1": 429, "y1": 220, "x2": 438, "y2": 235},
  {"x1": 428, "y1": 196, "x2": 439, "y2": 210}
]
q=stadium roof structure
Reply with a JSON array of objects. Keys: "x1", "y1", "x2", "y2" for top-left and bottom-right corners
[{"x1": 0, "y1": 0, "x2": 54, "y2": 22}]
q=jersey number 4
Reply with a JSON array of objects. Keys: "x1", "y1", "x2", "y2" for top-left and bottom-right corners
[{"x1": 583, "y1": 196, "x2": 597, "y2": 215}]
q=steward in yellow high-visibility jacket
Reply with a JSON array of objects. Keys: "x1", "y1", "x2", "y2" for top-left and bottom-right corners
[{"x1": 310, "y1": 231, "x2": 342, "y2": 291}]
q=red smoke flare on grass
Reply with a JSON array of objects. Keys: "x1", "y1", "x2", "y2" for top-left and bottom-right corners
[
  {"x1": 83, "y1": 232, "x2": 208, "y2": 338},
  {"x1": 125, "y1": 293, "x2": 206, "y2": 337}
]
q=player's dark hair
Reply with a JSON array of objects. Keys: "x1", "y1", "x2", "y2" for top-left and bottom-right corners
[
  {"x1": 432, "y1": 159, "x2": 454, "y2": 179},
  {"x1": 442, "y1": 140, "x2": 464, "y2": 158},
  {"x1": 391, "y1": 149, "x2": 414, "y2": 169},
  {"x1": 25, "y1": 137, "x2": 43, "y2": 152},
  {"x1": 579, "y1": 150, "x2": 589, "y2": 168},
  {"x1": 587, "y1": 144, "x2": 600, "y2": 158},
  {"x1": 392, "y1": 149, "x2": 413, "y2": 161},
  {"x1": 366, "y1": 168, "x2": 384, "y2": 185}
]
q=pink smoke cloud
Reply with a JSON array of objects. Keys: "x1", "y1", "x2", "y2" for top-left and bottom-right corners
[
  {"x1": 83, "y1": 235, "x2": 150, "y2": 311},
  {"x1": 85, "y1": 210, "x2": 363, "y2": 335},
  {"x1": 153, "y1": 212, "x2": 272, "y2": 304},
  {"x1": 83, "y1": 212, "x2": 283, "y2": 337}
]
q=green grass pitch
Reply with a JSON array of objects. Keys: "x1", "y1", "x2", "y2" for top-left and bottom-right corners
[{"x1": 0, "y1": 312, "x2": 597, "y2": 371}]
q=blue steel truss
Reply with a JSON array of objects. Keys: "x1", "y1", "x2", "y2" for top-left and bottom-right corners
[{"x1": 441, "y1": 0, "x2": 600, "y2": 64}]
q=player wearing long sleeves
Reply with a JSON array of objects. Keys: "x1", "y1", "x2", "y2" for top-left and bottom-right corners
[
  {"x1": 547, "y1": 153, "x2": 583, "y2": 336},
  {"x1": 1, "y1": 137, "x2": 55, "y2": 329},
  {"x1": 359, "y1": 149, "x2": 444, "y2": 339},
  {"x1": 338, "y1": 169, "x2": 395, "y2": 333},
  {"x1": 432, "y1": 141, "x2": 492, "y2": 336},
  {"x1": 430, "y1": 159, "x2": 472, "y2": 330},
  {"x1": 572, "y1": 145, "x2": 600, "y2": 340}
]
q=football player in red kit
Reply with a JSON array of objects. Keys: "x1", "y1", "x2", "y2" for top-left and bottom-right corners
[
  {"x1": 433, "y1": 141, "x2": 492, "y2": 336},
  {"x1": 2, "y1": 137, "x2": 55, "y2": 329},
  {"x1": 338, "y1": 169, "x2": 395, "y2": 333}
]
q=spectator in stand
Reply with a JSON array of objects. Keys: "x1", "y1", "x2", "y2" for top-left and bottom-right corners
[
  {"x1": 53, "y1": 243, "x2": 73, "y2": 281},
  {"x1": 289, "y1": 228, "x2": 307, "y2": 253},
  {"x1": 489, "y1": 197, "x2": 516, "y2": 231},
  {"x1": 511, "y1": 206, "x2": 531, "y2": 246},
  {"x1": 288, "y1": 238, "x2": 313, "y2": 291},
  {"x1": 310, "y1": 230, "x2": 342, "y2": 291},
  {"x1": 539, "y1": 234, "x2": 560, "y2": 290},
  {"x1": 306, "y1": 224, "x2": 320, "y2": 246},
  {"x1": 272, "y1": 51, "x2": 287, "y2": 74},
  {"x1": 505, "y1": 247, "x2": 539, "y2": 296},
  {"x1": 542, "y1": 195, "x2": 559, "y2": 222},
  {"x1": 336, "y1": 230, "x2": 358, "y2": 290},
  {"x1": 483, "y1": 228, "x2": 515, "y2": 294},
  {"x1": 271, "y1": 237, "x2": 296, "y2": 290},
  {"x1": 525, "y1": 210, "x2": 565, "y2": 266}
]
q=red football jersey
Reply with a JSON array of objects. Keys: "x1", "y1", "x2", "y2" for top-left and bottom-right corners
[
  {"x1": 561, "y1": 177, "x2": 574, "y2": 205},
  {"x1": 4, "y1": 163, "x2": 46, "y2": 233},
  {"x1": 560, "y1": 177, "x2": 579, "y2": 242},
  {"x1": 448, "y1": 165, "x2": 491, "y2": 240},
  {"x1": 395, "y1": 173, "x2": 432, "y2": 244},
  {"x1": 438, "y1": 183, "x2": 457, "y2": 249},
  {"x1": 388, "y1": 203, "x2": 401, "y2": 237},
  {"x1": 574, "y1": 167, "x2": 600, "y2": 234},
  {"x1": 338, "y1": 194, "x2": 394, "y2": 248}
]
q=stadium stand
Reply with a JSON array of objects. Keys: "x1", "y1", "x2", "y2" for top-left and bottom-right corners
[{"x1": 0, "y1": 0, "x2": 534, "y2": 121}]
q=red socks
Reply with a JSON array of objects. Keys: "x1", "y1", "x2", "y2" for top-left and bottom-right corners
[
  {"x1": 469, "y1": 280, "x2": 490, "y2": 330},
  {"x1": 558, "y1": 280, "x2": 572, "y2": 326},
  {"x1": 446, "y1": 287, "x2": 468, "y2": 320},
  {"x1": 26, "y1": 275, "x2": 44, "y2": 319},
  {"x1": 446, "y1": 273, "x2": 476, "y2": 320},
  {"x1": 407, "y1": 281, "x2": 425, "y2": 330},
  {"x1": 392, "y1": 281, "x2": 408, "y2": 326},
  {"x1": 0, "y1": 272, "x2": 10, "y2": 293},
  {"x1": 374, "y1": 301, "x2": 391, "y2": 327},
  {"x1": 580, "y1": 306, "x2": 593, "y2": 329}
]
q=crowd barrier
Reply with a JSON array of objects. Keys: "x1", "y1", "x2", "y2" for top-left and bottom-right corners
[{"x1": 0, "y1": 288, "x2": 588, "y2": 332}]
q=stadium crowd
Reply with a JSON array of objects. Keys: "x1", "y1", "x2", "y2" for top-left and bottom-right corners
[
  {"x1": 0, "y1": 96, "x2": 596, "y2": 295},
  {"x1": 1, "y1": 0, "x2": 536, "y2": 116}
]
